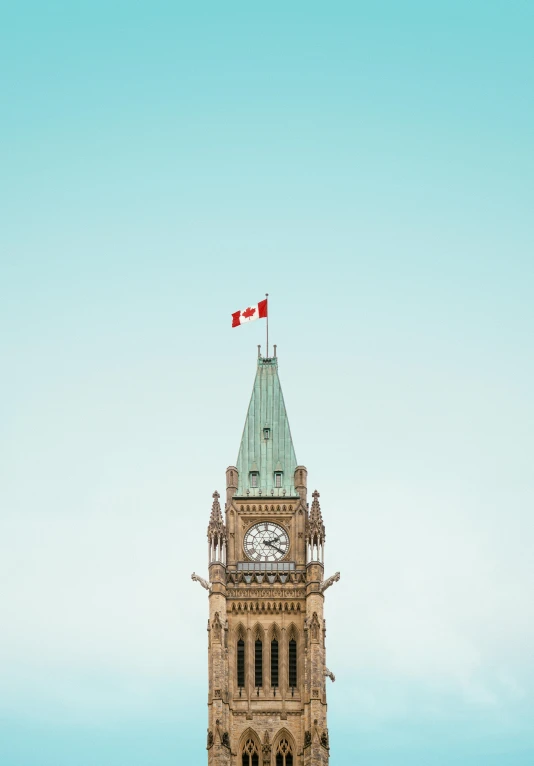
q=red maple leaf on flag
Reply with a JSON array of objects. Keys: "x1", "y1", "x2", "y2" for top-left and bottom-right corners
[{"x1": 231, "y1": 297, "x2": 268, "y2": 328}]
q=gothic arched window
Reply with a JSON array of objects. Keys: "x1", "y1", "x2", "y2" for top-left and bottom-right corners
[
  {"x1": 288, "y1": 638, "x2": 297, "y2": 688},
  {"x1": 242, "y1": 738, "x2": 259, "y2": 766},
  {"x1": 237, "y1": 638, "x2": 245, "y2": 688},
  {"x1": 275, "y1": 738, "x2": 293, "y2": 766},
  {"x1": 255, "y1": 638, "x2": 263, "y2": 687},
  {"x1": 271, "y1": 638, "x2": 279, "y2": 687}
]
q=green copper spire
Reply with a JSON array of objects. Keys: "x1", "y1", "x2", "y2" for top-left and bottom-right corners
[{"x1": 236, "y1": 355, "x2": 298, "y2": 497}]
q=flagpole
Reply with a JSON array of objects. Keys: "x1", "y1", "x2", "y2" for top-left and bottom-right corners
[{"x1": 265, "y1": 293, "x2": 269, "y2": 358}]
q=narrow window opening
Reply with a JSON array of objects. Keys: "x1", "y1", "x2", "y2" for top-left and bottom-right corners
[
  {"x1": 237, "y1": 639, "x2": 245, "y2": 688},
  {"x1": 271, "y1": 638, "x2": 279, "y2": 687},
  {"x1": 288, "y1": 638, "x2": 297, "y2": 687},
  {"x1": 275, "y1": 472, "x2": 282, "y2": 488},
  {"x1": 250, "y1": 472, "x2": 258, "y2": 488},
  {"x1": 263, "y1": 428, "x2": 270, "y2": 440},
  {"x1": 255, "y1": 639, "x2": 263, "y2": 687}
]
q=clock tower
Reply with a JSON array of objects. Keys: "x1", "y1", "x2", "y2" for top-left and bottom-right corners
[{"x1": 192, "y1": 351, "x2": 339, "y2": 766}]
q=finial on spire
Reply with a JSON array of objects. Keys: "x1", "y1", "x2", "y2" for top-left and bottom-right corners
[
  {"x1": 258, "y1": 344, "x2": 261, "y2": 358},
  {"x1": 207, "y1": 490, "x2": 227, "y2": 565},
  {"x1": 208, "y1": 490, "x2": 225, "y2": 537},
  {"x1": 307, "y1": 489, "x2": 326, "y2": 561},
  {"x1": 273, "y1": 344, "x2": 277, "y2": 358}
]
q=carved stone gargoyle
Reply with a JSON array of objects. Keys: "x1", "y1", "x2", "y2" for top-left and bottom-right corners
[
  {"x1": 324, "y1": 666, "x2": 335, "y2": 682},
  {"x1": 191, "y1": 572, "x2": 210, "y2": 591},
  {"x1": 319, "y1": 571, "x2": 340, "y2": 593}
]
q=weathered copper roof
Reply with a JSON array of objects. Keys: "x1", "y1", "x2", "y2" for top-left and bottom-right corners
[{"x1": 235, "y1": 356, "x2": 298, "y2": 497}]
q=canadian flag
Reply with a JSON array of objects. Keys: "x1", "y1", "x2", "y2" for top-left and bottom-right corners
[{"x1": 231, "y1": 298, "x2": 268, "y2": 327}]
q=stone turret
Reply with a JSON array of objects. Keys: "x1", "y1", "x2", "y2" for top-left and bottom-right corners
[
  {"x1": 306, "y1": 490, "x2": 325, "y2": 562},
  {"x1": 207, "y1": 491, "x2": 226, "y2": 565}
]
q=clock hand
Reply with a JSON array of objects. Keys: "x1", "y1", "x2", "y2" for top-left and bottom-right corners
[{"x1": 266, "y1": 541, "x2": 285, "y2": 555}]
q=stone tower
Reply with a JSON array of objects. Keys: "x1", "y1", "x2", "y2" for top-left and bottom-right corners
[{"x1": 192, "y1": 352, "x2": 339, "y2": 766}]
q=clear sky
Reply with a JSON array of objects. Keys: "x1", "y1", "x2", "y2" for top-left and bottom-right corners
[{"x1": 1, "y1": 1, "x2": 533, "y2": 764}]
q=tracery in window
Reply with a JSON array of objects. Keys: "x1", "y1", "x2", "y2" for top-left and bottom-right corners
[
  {"x1": 275, "y1": 738, "x2": 293, "y2": 766},
  {"x1": 242, "y1": 737, "x2": 259, "y2": 766}
]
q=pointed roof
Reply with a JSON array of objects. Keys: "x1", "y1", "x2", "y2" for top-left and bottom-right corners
[
  {"x1": 307, "y1": 490, "x2": 325, "y2": 543},
  {"x1": 207, "y1": 490, "x2": 226, "y2": 539},
  {"x1": 236, "y1": 355, "x2": 298, "y2": 497}
]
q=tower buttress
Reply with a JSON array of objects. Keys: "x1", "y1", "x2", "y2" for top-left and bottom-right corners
[
  {"x1": 207, "y1": 491, "x2": 231, "y2": 765},
  {"x1": 304, "y1": 491, "x2": 329, "y2": 765}
]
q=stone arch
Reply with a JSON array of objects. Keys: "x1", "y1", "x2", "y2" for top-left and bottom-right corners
[
  {"x1": 286, "y1": 622, "x2": 299, "y2": 641},
  {"x1": 252, "y1": 622, "x2": 265, "y2": 642},
  {"x1": 269, "y1": 622, "x2": 281, "y2": 642},
  {"x1": 272, "y1": 727, "x2": 296, "y2": 766},
  {"x1": 238, "y1": 727, "x2": 261, "y2": 766},
  {"x1": 235, "y1": 622, "x2": 246, "y2": 641}
]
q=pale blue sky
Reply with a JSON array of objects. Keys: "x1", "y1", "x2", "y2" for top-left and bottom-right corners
[{"x1": 1, "y1": 2, "x2": 533, "y2": 765}]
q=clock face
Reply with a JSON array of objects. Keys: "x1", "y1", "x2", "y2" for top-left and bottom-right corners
[{"x1": 244, "y1": 522, "x2": 289, "y2": 562}]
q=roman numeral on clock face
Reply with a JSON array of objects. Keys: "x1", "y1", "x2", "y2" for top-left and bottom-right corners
[{"x1": 243, "y1": 521, "x2": 289, "y2": 562}]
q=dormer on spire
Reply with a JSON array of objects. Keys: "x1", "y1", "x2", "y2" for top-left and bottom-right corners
[
  {"x1": 306, "y1": 490, "x2": 326, "y2": 562},
  {"x1": 207, "y1": 490, "x2": 226, "y2": 565}
]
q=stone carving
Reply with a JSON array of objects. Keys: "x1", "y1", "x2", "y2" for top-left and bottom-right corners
[
  {"x1": 262, "y1": 730, "x2": 271, "y2": 763},
  {"x1": 212, "y1": 612, "x2": 222, "y2": 641},
  {"x1": 310, "y1": 611, "x2": 320, "y2": 641},
  {"x1": 206, "y1": 730, "x2": 213, "y2": 749},
  {"x1": 191, "y1": 572, "x2": 210, "y2": 591},
  {"x1": 306, "y1": 490, "x2": 325, "y2": 548},
  {"x1": 320, "y1": 571, "x2": 340, "y2": 593},
  {"x1": 221, "y1": 731, "x2": 230, "y2": 749},
  {"x1": 304, "y1": 731, "x2": 312, "y2": 748},
  {"x1": 321, "y1": 729, "x2": 330, "y2": 749},
  {"x1": 227, "y1": 588, "x2": 304, "y2": 599},
  {"x1": 324, "y1": 667, "x2": 336, "y2": 682},
  {"x1": 207, "y1": 491, "x2": 226, "y2": 544}
]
